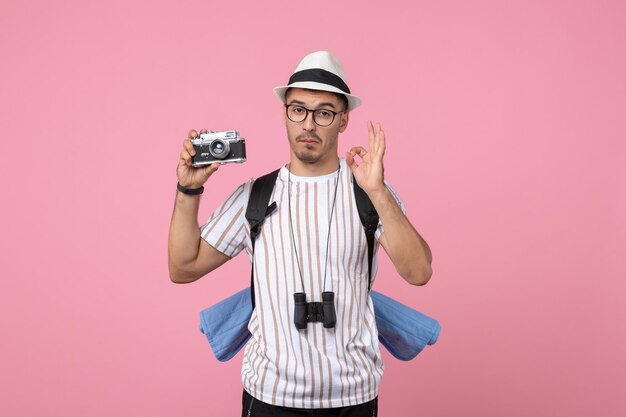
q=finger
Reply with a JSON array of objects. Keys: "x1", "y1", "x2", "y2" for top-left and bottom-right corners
[
  {"x1": 378, "y1": 127, "x2": 386, "y2": 157},
  {"x1": 372, "y1": 122, "x2": 382, "y2": 154},
  {"x1": 188, "y1": 129, "x2": 198, "y2": 139},
  {"x1": 183, "y1": 138, "x2": 196, "y2": 156},
  {"x1": 180, "y1": 149, "x2": 193, "y2": 166},
  {"x1": 369, "y1": 121, "x2": 378, "y2": 154},
  {"x1": 345, "y1": 151, "x2": 358, "y2": 173},
  {"x1": 209, "y1": 162, "x2": 220, "y2": 172},
  {"x1": 349, "y1": 146, "x2": 366, "y2": 154},
  {"x1": 367, "y1": 121, "x2": 375, "y2": 151},
  {"x1": 199, "y1": 129, "x2": 208, "y2": 134},
  {"x1": 369, "y1": 123, "x2": 380, "y2": 156},
  {"x1": 204, "y1": 162, "x2": 220, "y2": 177},
  {"x1": 349, "y1": 146, "x2": 367, "y2": 160}
]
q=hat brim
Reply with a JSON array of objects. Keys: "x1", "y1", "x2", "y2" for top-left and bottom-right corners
[{"x1": 273, "y1": 81, "x2": 361, "y2": 112}]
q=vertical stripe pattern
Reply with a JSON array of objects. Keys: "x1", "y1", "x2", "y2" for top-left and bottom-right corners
[{"x1": 200, "y1": 159, "x2": 398, "y2": 409}]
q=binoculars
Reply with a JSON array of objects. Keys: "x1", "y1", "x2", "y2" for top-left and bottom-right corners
[{"x1": 293, "y1": 292, "x2": 336, "y2": 330}]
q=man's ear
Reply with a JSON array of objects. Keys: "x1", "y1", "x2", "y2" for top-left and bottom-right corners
[{"x1": 339, "y1": 112, "x2": 350, "y2": 133}]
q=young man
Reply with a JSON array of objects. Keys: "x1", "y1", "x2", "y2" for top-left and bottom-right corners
[{"x1": 168, "y1": 51, "x2": 432, "y2": 416}]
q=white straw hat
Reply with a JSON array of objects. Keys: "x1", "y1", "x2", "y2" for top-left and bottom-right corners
[{"x1": 273, "y1": 51, "x2": 361, "y2": 111}]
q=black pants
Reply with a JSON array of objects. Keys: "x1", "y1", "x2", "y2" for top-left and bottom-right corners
[{"x1": 242, "y1": 390, "x2": 378, "y2": 417}]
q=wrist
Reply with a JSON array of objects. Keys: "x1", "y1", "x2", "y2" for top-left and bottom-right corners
[
  {"x1": 363, "y1": 181, "x2": 387, "y2": 197},
  {"x1": 177, "y1": 182, "x2": 204, "y2": 196},
  {"x1": 366, "y1": 185, "x2": 392, "y2": 206}
]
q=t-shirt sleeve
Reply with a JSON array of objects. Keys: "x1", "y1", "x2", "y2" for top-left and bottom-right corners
[
  {"x1": 375, "y1": 180, "x2": 406, "y2": 240},
  {"x1": 199, "y1": 181, "x2": 252, "y2": 258}
]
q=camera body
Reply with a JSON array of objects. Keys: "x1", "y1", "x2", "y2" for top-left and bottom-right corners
[{"x1": 191, "y1": 130, "x2": 247, "y2": 166}]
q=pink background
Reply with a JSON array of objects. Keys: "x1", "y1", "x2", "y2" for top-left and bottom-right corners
[{"x1": 1, "y1": 0, "x2": 625, "y2": 416}]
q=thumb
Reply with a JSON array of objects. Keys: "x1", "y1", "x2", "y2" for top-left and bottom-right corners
[{"x1": 202, "y1": 163, "x2": 220, "y2": 180}]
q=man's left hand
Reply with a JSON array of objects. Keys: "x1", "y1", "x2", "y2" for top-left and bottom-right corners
[{"x1": 346, "y1": 121, "x2": 387, "y2": 194}]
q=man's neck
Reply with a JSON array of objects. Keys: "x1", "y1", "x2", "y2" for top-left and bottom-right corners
[{"x1": 288, "y1": 155, "x2": 340, "y2": 177}]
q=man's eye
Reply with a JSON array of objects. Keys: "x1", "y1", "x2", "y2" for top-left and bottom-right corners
[
  {"x1": 317, "y1": 110, "x2": 332, "y2": 118},
  {"x1": 292, "y1": 106, "x2": 305, "y2": 114}
]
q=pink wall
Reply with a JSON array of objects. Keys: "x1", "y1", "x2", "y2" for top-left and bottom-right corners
[{"x1": 1, "y1": 1, "x2": 624, "y2": 416}]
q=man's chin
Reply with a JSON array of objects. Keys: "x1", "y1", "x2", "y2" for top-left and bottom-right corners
[{"x1": 295, "y1": 151, "x2": 321, "y2": 164}]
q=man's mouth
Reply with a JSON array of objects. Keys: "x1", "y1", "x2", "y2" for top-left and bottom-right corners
[{"x1": 297, "y1": 135, "x2": 321, "y2": 144}]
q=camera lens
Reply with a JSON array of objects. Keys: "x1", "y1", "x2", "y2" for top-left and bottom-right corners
[{"x1": 209, "y1": 139, "x2": 230, "y2": 159}]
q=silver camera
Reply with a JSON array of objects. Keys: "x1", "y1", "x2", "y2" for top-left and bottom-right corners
[{"x1": 191, "y1": 130, "x2": 247, "y2": 167}]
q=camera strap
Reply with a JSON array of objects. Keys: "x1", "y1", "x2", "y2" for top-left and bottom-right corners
[{"x1": 245, "y1": 168, "x2": 379, "y2": 309}]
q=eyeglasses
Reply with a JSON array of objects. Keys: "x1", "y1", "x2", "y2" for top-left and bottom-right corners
[{"x1": 284, "y1": 104, "x2": 344, "y2": 127}]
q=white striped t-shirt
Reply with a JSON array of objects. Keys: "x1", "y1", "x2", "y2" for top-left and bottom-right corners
[{"x1": 200, "y1": 158, "x2": 404, "y2": 409}]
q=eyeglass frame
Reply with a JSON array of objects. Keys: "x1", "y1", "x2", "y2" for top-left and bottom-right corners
[{"x1": 284, "y1": 104, "x2": 346, "y2": 127}]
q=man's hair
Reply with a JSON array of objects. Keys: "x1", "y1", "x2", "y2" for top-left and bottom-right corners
[{"x1": 285, "y1": 87, "x2": 349, "y2": 112}]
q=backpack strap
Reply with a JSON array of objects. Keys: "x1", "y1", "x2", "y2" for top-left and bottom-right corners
[
  {"x1": 245, "y1": 169, "x2": 280, "y2": 309},
  {"x1": 352, "y1": 176, "x2": 379, "y2": 291}
]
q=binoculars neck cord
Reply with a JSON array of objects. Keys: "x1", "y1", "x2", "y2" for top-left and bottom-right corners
[{"x1": 287, "y1": 163, "x2": 341, "y2": 298}]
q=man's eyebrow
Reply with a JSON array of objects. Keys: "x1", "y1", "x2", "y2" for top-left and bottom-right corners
[{"x1": 287, "y1": 99, "x2": 338, "y2": 110}]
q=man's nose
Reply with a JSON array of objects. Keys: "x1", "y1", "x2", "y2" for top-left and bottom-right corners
[{"x1": 302, "y1": 111, "x2": 316, "y2": 131}]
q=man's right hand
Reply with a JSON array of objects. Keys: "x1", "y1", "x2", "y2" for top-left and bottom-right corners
[
  {"x1": 177, "y1": 129, "x2": 220, "y2": 189},
  {"x1": 170, "y1": 128, "x2": 232, "y2": 283}
]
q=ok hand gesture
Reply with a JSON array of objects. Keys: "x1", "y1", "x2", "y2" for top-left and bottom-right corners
[{"x1": 345, "y1": 121, "x2": 386, "y2": 194}]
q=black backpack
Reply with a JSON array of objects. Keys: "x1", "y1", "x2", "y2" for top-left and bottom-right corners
[{"x1": 244, "y1": 168, "x2": 379, "y2": 309}]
